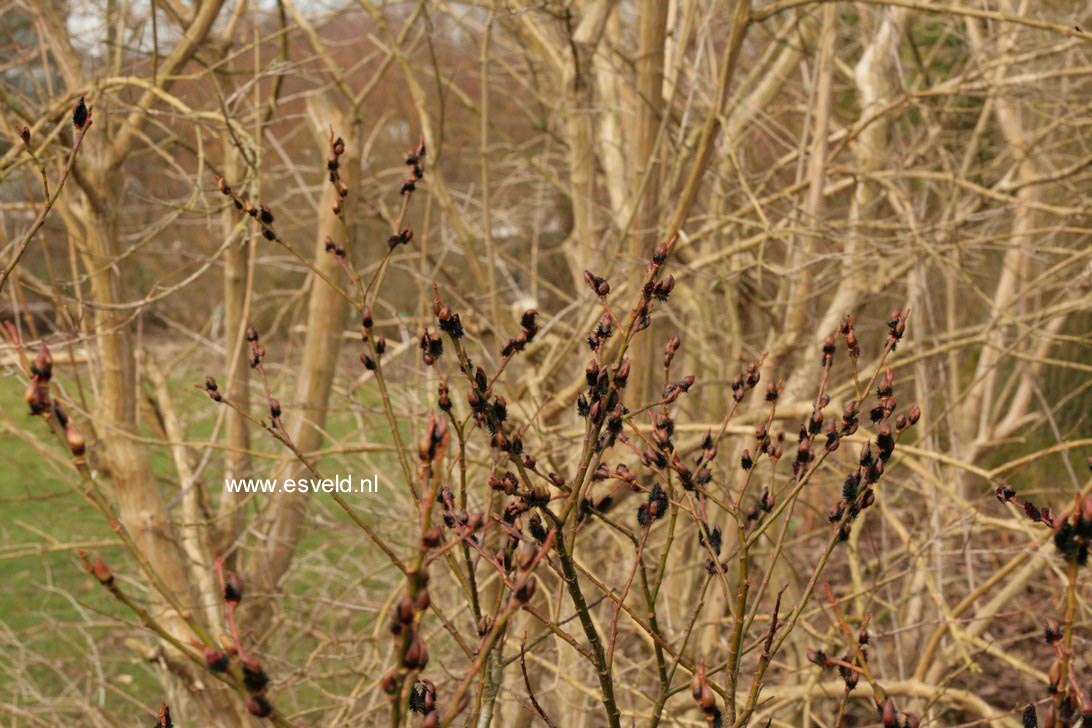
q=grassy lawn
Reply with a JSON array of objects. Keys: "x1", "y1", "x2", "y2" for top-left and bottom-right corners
[
  {"x1": 0, "y1": 356, "x2": 415, "y2": 718},
  {"x1": 0, "y1": 378, "x2": 130, "y2": 711}
]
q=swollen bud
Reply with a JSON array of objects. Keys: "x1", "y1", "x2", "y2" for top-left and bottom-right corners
[
  {"x1": 33, "y1": 344, "x2": 53, "y2": 381},
  {"x1": 65, "y1": 424, "x2": 86, "y2": 457},
  {"x1": 241, "y1": 656, "x2": 269, "y2": 692},
  {"x1": 880, "y1": 697, "x2": 897, "y2": 726},
  {"x1": 72, "y1": 96, "x2": 90, "y2": 129},
  {"x1": 1043, "y1": 617, "x2": 1062, "y2": 643},
  {"x1": 89, "y1": 558, "x2": 113, "y2": 586},
  {"x1": 223, "y1": 572, "x2": 244, "y2": 605},
  {"x1": 380, "y1": 668, "x2": 398, "y2": 694},
  {"x1": 515, "y1": 575, "x2": 537, "y2": 603},
  {"x1": 204, "y1": 648, "x2": 230, "y2": 673},
  {"x1": 403, "y1": 633, "x2": 429, "y2": 669},
  {"x1": 1048, "y1": 658, "x2": 1061, "y2": 692},
  {"x1": 24, "y1": 378, "x2": 48, "y2": 415},
  {"x1": 245, "y1": 696, "x2": 272, "y2": 718}
]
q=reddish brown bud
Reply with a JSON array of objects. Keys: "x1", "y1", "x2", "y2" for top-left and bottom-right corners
[
  {"x1": 204, "y1": 647, "x2": 229, "y2": 673},
  {"x1": 1048, "y1": 658, "x2": 1062, "y2": 691},
  {"x1": 585, "y1": 358, "x2": 599, "y2": 385},
  {"x1": 403, "y1": 633, "x2": 429, "y2": 668},
  {"x1": 245, "y1": 695, "x2": 272, "y2": 718},
  {"x1": 258, "y1": 203, "x2": 274, "y2": 225},
  {"x1": 615, "y1": 358, "x2": 631, "y2": 385},
  {"x1": 380, "y1": 668, "x2": 398, "y2": 694},
  {"x1": 33, "y1": 344, "x2": 53, "y2": 380},
  {"x1": 72, "y1": 96, "x2": 89, "y2": 129},
  {"x1": 1043, "y1": 617, "x2": 1063, "y2": 643},
  {"x1": 397, "y1": 594, "x2": 416, "y2": 624},
  {"x1": 880, "y1": 697, "x2": 897, "y2": 726},
  {"x1": 65, "y1": 424, "x2": 86, "y2": 457},
  {"x1": 583, "y1": 270, "x2": 610, "y2": 296},
  {"x1": 422, "y1": 526, "x2": 441, "y2": 548},
  {"x1": 656, "y1": 274, "x2": 675, "y2": 299},
  {"x1": 24, "y1": 378, "x2": 48, "y2": 415},
  {"x1": 515, "y1": 575, "x2": 537, "y2": 603},
  {"x1": 652, "y1": 240, "x2": 669, "y2": 263},
  {"x1": 203, "y1": 375, "x2": 219, "y2": 394},
  {"x1": 224, "y1": 572, "x2": 244, "y2": 605},
  {"x1": 89, "y1": 558, "x2": 113, "y2": 586},
  {"x1": 1042, "y1": 701, "x2": 1057, "y2": 728},
  {"x1": 846, "y1": 329, "x2": 860, "y2": 357}
]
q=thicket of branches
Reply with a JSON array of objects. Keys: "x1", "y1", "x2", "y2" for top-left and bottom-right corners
[{"x1": 0, "y1": 1, "x2": 1089, "y2": 726}]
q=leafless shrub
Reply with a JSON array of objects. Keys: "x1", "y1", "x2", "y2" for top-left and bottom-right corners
[{"x1": 0, "y1": 2, "x2": 1088, "y2": 727}]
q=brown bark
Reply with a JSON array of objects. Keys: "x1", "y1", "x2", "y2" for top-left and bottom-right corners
[{"x1": 626, "y1": 0, "x2": 671, "y2": 405}]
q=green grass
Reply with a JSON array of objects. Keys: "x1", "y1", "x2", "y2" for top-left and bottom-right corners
[
  {"x1": 0, "y1": 380, "x2": 118, "y2": 619},
  {"x1": 0, "y1": 377, "x2": 134, "y2": 713},
  {"x1": 0, "y1": 358, "x2": 415, "y2": 719}
]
